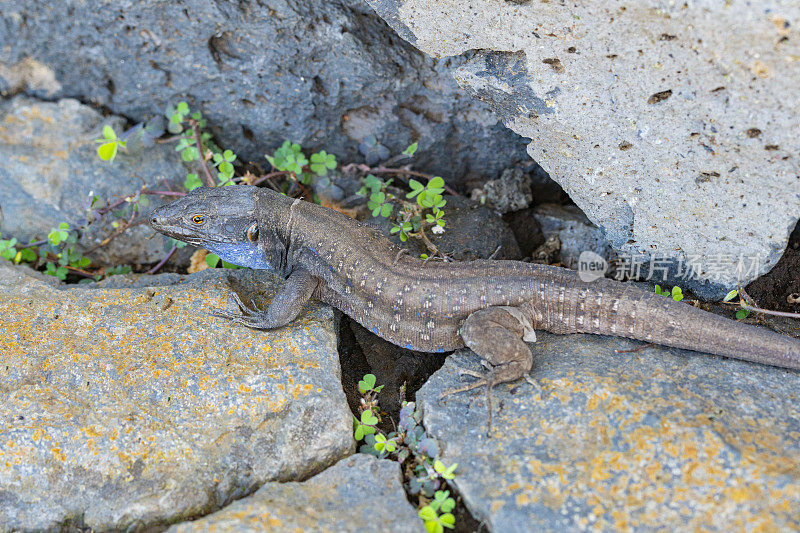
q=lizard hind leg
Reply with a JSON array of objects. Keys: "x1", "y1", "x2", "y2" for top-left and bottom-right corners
[
  {"x1": 442, "y1": 306, "x2": 536, "y2": 431},
  {"x1": 459, "y1": 306, "x2": 535, "y2": 384}
]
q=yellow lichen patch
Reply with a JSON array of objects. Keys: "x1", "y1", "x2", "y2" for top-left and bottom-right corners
[
  {"x1": 51, "y1": 447, "x2": 65, "y2": 462},
  {"x1": 436, "y1": 332, "x2": 800, "y2": 530},
  {"x1": 1, "y1": 265, "x2": 350, "y2": 527}
]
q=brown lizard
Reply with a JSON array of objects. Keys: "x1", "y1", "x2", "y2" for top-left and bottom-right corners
[{"x1": 150, "y1": 185, "x2": 800, "y2": 406}]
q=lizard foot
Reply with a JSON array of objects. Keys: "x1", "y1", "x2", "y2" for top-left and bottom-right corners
[
  {"x1": 440, "y1": 367, "x2": 497, "y2": 437},
  {"x1": 209, "y1": 291, "x2": 269, "y2": 326}
]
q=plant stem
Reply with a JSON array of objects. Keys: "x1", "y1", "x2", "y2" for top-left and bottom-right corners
[
  {"x1": 147, "y1": 245, "x2": 177, "y2": 275},
  {"x1": 190, "y1": 119, "x2": 215, "y2": 187},
  {"x1": 250, "y1": 170, "x2": 292, "y2": 187},
  {"x1": 143, "y1": 189, "x2": 186, "y2": 197},
  {"x1": 731, "y1": 288, "x2": 800, "y2": 319},
  {"x1": 65, "y1": 265, "x2": 96, "y2": 278}
]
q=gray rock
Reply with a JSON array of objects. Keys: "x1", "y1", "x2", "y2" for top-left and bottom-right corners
[
  {"x1": 0, "y1": 262, "x2": 353, "y2": 531},
  {"x1": 167, "y1": 455, "x2": 424, "y2": 532},
  {"x1": 0, "y1": 95, "x2": 186, "y2": 264},
  {"x1": 0, "y1": 0, "x2": 529, "y2": 182},
  {"x1": 418, "y1": 332, "x2": 800, "y2": 531},
  {"x1": 532, "y1": 204, "x2": 614, "y2": 269},
  {"x1": 470, "y1": 167, "x2": 533, "y2": 214},
  {"x1": 366, "y1": 0, "x2": 800, "y2": 298}
]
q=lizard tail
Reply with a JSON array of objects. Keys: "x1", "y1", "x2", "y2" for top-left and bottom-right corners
[{"x1": 554, "y1": 277, "x2": 800, "y2": 370}]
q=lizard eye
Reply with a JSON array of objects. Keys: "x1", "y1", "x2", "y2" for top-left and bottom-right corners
[
  {"x1": 246, "y1": 222, "x2": 259, "y2": 243},
  {"x1": 191, "y1": 215, "x2": 205, "y2": 225}
]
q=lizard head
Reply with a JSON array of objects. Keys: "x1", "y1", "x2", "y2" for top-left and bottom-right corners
[{"x1": 149, "y1": 185, "x2": 272, "y2": 269}]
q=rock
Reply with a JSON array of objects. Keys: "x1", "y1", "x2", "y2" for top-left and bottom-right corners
[
  {"x1": 367, "y1": 195, "x2": 522, "y2": 261},
  {"x1": 167, "y1": 454, "x2": 424, "y2": 532},
  {"x1": 532, "y1": 204, "x2": 614, "y2": 269},
  {"x1": 0, "y1": 263, "x2": 353, "y2": 531},
  {"x1": 418, "y1": 331, "x2": 800, "y2": 531},
  {"x1": 0, "y1": 95, "x2": 186, "y2": 265},
  {"x1": 470, "y1": 167, "x2": 533, "y2": 214},
  {"x1": 0, "y1": 0, "x2": 529, "y2": 182},
  {"x1": 366, "y1": 0, "x2": 800, "y2": 298},
  {"x1": 502, "y1": 209, "x2": 544, "y2": 259}
]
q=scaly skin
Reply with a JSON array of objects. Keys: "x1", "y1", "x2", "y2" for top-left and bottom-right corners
[{"x1": 150, "y1": 185, "x2": 800, "y2": 394}]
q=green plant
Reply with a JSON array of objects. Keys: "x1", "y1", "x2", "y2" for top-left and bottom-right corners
[
  {"x1": 655, "y1": 284, "x2": 683, "y2": 302},
  {"x1": 96, "y1": 125, "x2": 126, "y2": 161},
  {"x1": 0, "y1": 236, "x2": 17, "y2": 261},
  {"x1": 418, "y1": 490, "x2": 456, "y2": 533},
  {"x1": 358, "y1": 373, "x2": 384, "y2": 394},
  {"x1": 353, "y1": 410, "x2": 378, "y2": 441},
  {"x1": 723, "y1": 289, "x2": 752, "y2": 320},
  {"x1": 356, "y1": 158, "x2": 449, "y2": 256},
  {"x1": 184, "y1": 172, "x2": 202, "y2": 191},
  {"x1": 213, "y1": 150, "x2": 237, "y2": 185},
  {"x1": 105, "y1": 264, "x2": 132, "y2": 276},
  {"x1": 267, "y1": 140, "x2": 308, "y2": 175},
  {"x1": 266, "y1": 141, "x2": 337, "y2": 185},
  {"x1": 309, "y1": 150, "x2": 337, "y2": 176},
  {"x1": 354, "y1": 374, "x2": 458, "y2": 514}
]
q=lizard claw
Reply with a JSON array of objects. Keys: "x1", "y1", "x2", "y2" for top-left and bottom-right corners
[
  {"x1": 209, "y1": 291, "x2": 265, "y2": 322},
  {"x1": 455, "y1": 368, "x2": 486, "y2": 379},
  {"x1": 439, "y1": 365, "x2": 497, "y2": 436},
  {"x1": 229, "y1": 291, "x2": 262, "y2": 316}
]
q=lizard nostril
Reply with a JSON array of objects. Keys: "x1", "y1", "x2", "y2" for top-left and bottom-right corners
[{"x1": 150, "y1": 216, "x2": 158, "y2": 226}]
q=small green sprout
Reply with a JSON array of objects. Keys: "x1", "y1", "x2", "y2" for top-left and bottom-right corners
[
  {"x1": 655, "y1": 284, "x2": 683, "y2": 302},
  {"x1": 426, "y1": 208, "x2": 445, "y2": 229},
  {"x1": 106, "y1": 265, "x2": 132, "y2": 276},
  {"x1": 309, "y1": 150, "x2": 337, "y2": 176},
  {"x1": 433, "y1": 460, "x2": 458, "y2": 480},
  {"x1": 96, "y1": 125, "x2": 126, "y2": 161},
  {"x1": 358, "y1": 373, "x2": 384, "y2": 394},
  {"x1": 184, "y1": 173, "x2": 202, "y2": 191},
  {"x1": 391, "y1": 221, "x2": 413, "y2": 242},
  {"x1": 374, "y1": 433, "x2": 397, "y2": 453},
  {"x1": 353, "y1": 410, "x2": 378, "y2": 441},
  {"x1": 368, "y1": 191, "x2": 393, "y2": 218},
  {"x1": 44, "y1": 261, "x2": 68, "y2": 281},
  {"x1": 267, "y1": 140, "x2": 308, "y2": 175},
  {"x1": 418, "y1": 490, "x2": 456, "y2": 533},
  {"x1": 0, "y1": 236, "x2": 17, "y2": 261},
  {"x1": 407, "y1": 176, "x2": 445, "y2": 209},
  {"x1": 722, "y1": 289, "x2": 751, "y2": 320},
  {"x1": 723, "y1": 290, "x2": 739, "y2": 303},
  {"x1": 167, "y1": 101, "x2": 190, "y2": 134},
  {"x1": 48, "y1": 223, "x2": 71, "y2": 246},
  {"x1": 190, "y1": 109, "x2": 206, "y2": 128},
  {"x1": 357, "y1": 174, "x2": 388, "y2": 197},
  {"x1": 403, "y1": 142, "x2": 418, "y2": 156},
  {"x1": 213, "y1": 149, "x2": 237, "y2": 185},
  {"x1": 175, "y1": 135, "x2": 199, "y2": 162}
]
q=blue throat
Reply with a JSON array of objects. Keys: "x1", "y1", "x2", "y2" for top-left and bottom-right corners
[{"x1": 204, "y1": 243, "x2": 272, "y2": 270}]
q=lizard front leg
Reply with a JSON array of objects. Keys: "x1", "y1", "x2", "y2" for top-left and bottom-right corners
[
  {"x1": 212, "y1": 269, "x2": 320, "y2": 330},
  {"x1": 443, "y1": 306, "x2": 536, "y2": 431}
]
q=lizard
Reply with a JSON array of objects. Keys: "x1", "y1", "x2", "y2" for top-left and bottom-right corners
[{"x1": 149, "y1": 185, "x2": 800, "y2": 409}]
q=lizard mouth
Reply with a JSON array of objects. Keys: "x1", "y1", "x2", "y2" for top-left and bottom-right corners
[{"x1": 149, "y1": 212, "x2": 206, "y2": 246}]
